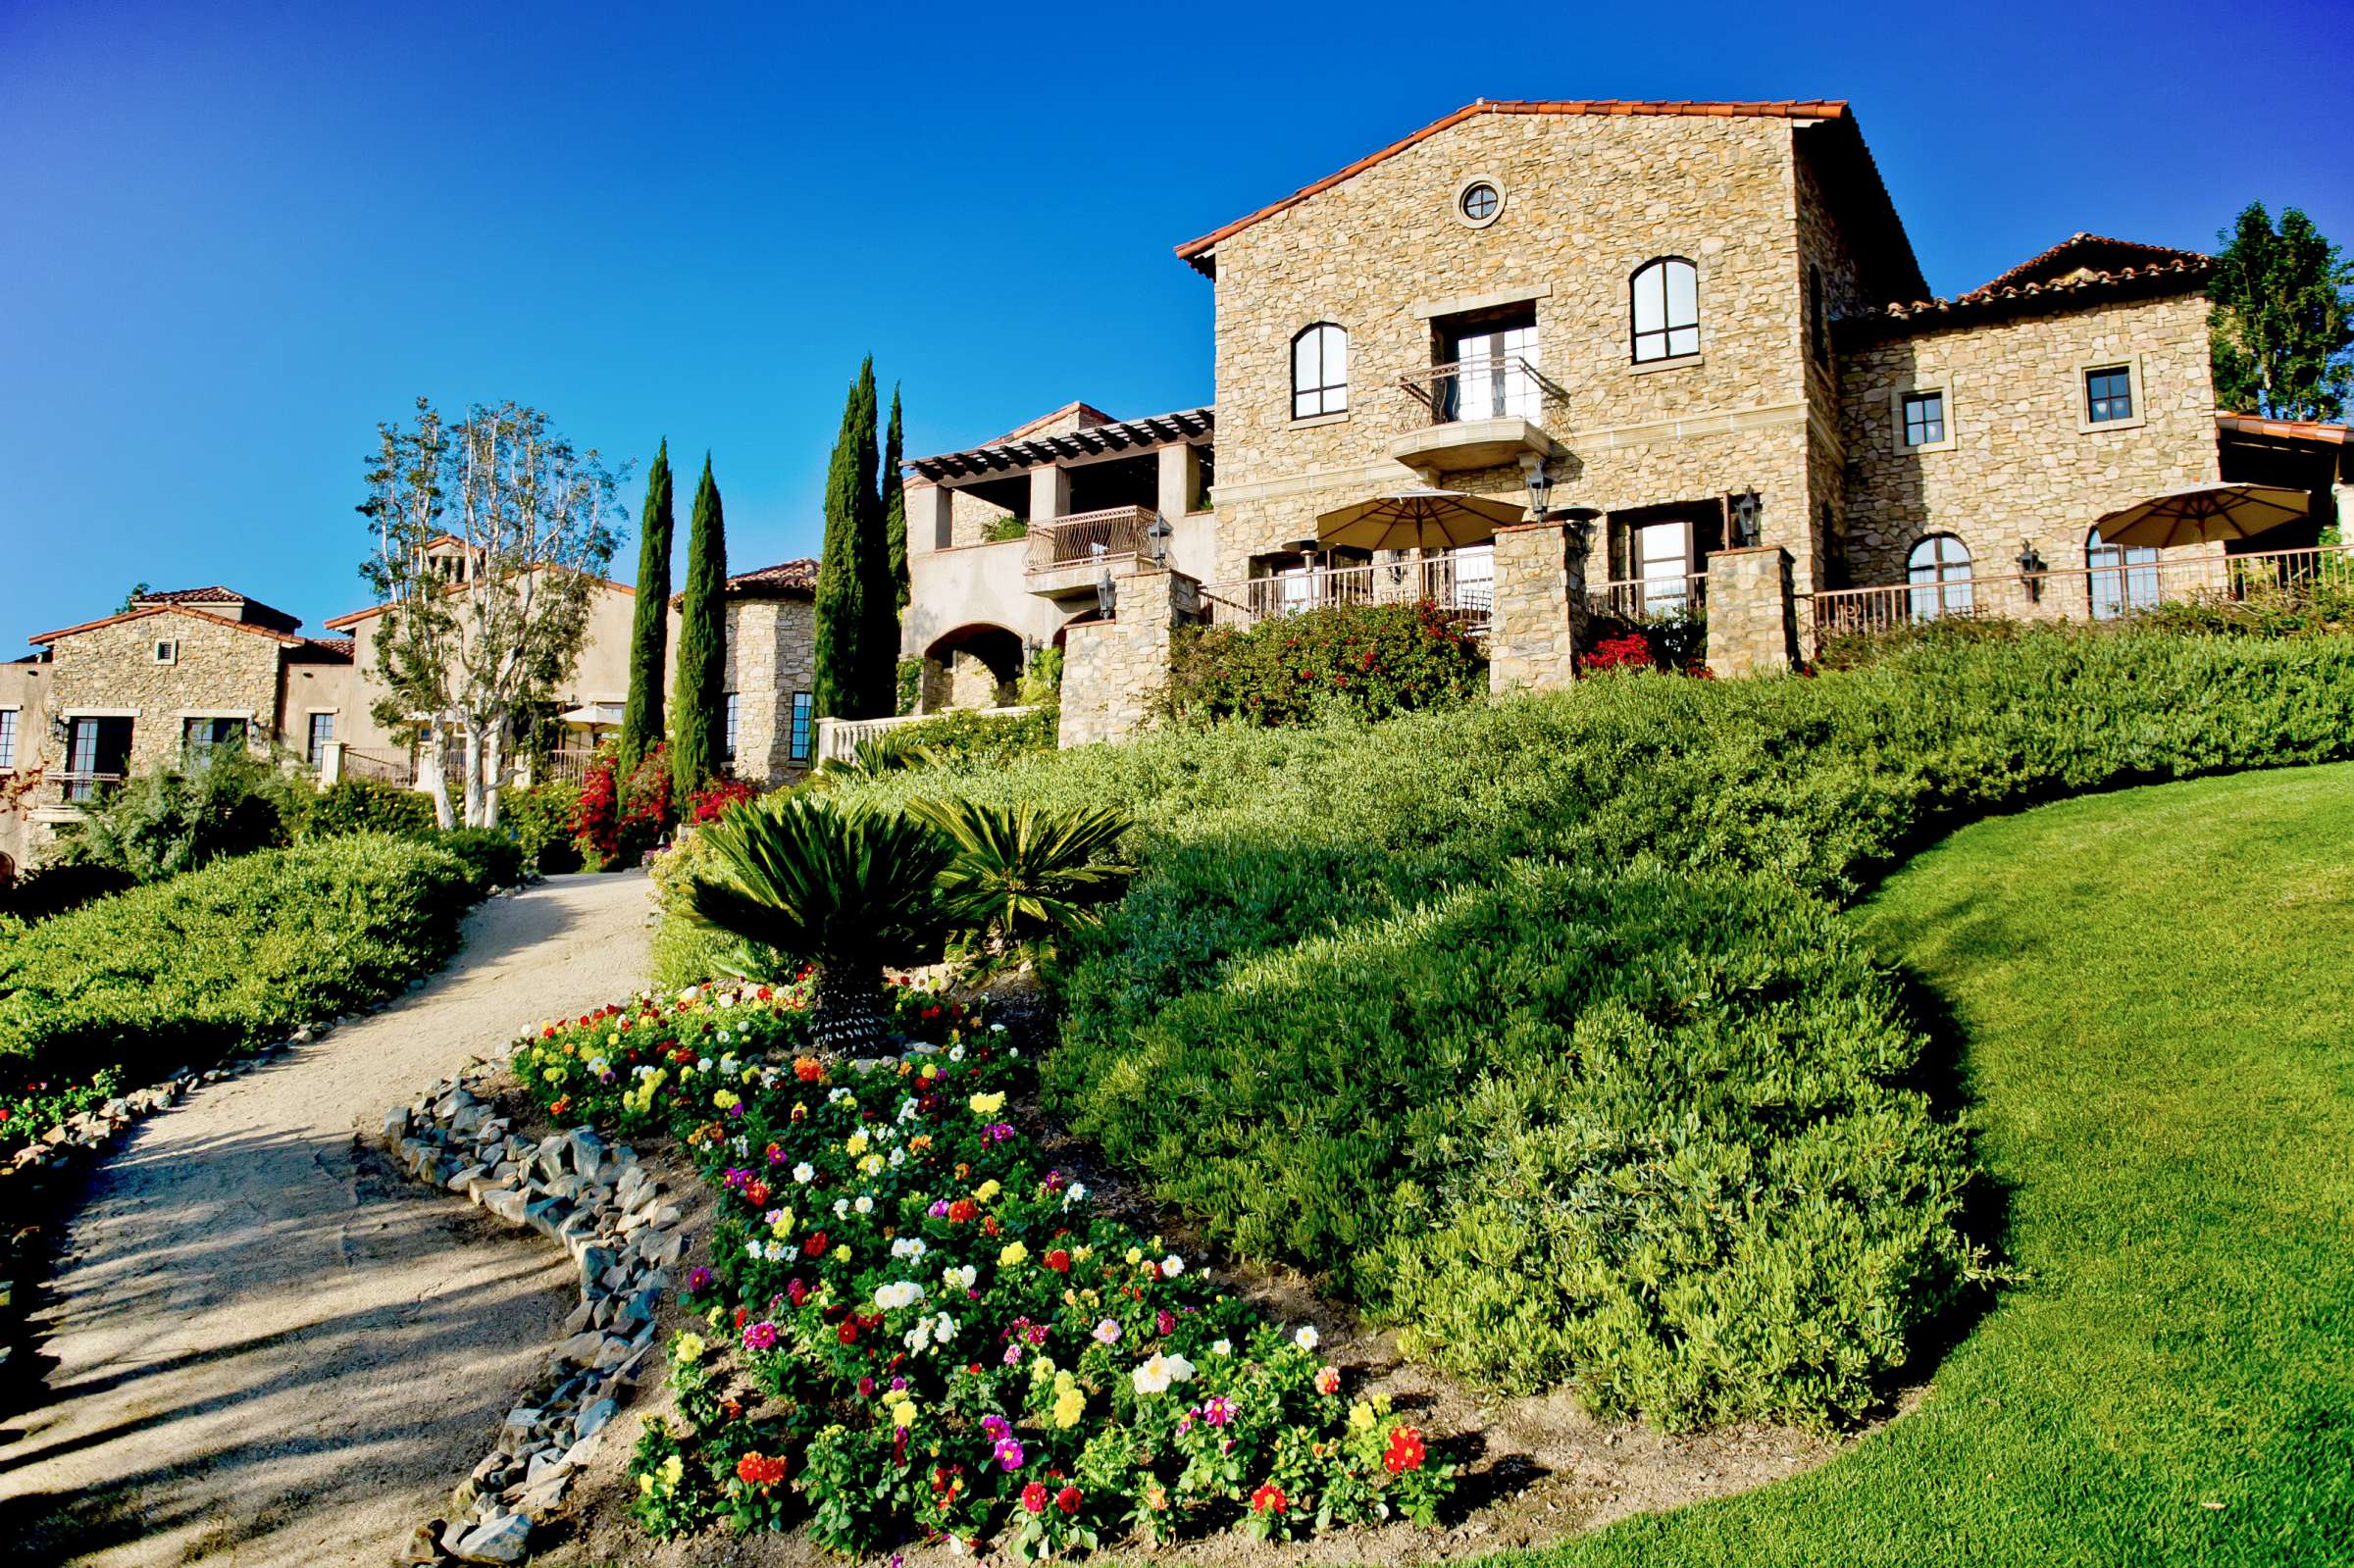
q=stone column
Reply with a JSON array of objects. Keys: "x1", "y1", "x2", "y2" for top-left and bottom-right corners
[
  {"x1": 317, "y1": 738, "x2": 344, "y2": 785},
  {"x1": 1029, "y1": 465, "x2": 1070, "y2": 524},
  {"x1": 1705, "y1": 545, "x2": 1798, "y2": 678},
  {"x1": 1487, "y1": 519, "x2": 1588, "y2": 695},
  {"x1": 1156, "y1": 443, "x2": 1203, "y2": 521},
  {"x1": 1057, "y1": 567, "x2": 1199, "y2": 748}
]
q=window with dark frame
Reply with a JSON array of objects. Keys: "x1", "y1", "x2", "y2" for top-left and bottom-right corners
[
  {"x1": 1630, "y1": 258, "x2": 1700, "y2": 363},
  {"x1": 1902, "y1": 389, "x2": 1947, "y2": 447},
  {"x1": 1906, "y1": 532, "x2": 1974, "y2": 619},
  {"x1": 182, "y1": 717, "x2": 244, "y2": 757},
  {"x1": 2085, "y1": 366, "x2": 2134, "y2": 424},
  {"x1": 307, "y1": 711, "x2": 334, "y2": 765},
  {"x1": 1291, "y1": 324, "x2": 1348, "y2": 418},
  {"x1": 0, "y1": 708, "x2": 15, "y2": 770},
  {"x1": 1458, "y1": 181, "x2": 1499, "y2": 222},
  {"x1": 723, "y1": 692, "x2": 740, "y2": 764},
  {"x1": 789, "y1": 691, "x2": 814, "y2": 763}
]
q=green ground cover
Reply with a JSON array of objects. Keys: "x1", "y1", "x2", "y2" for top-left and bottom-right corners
[{"x1": 1499, "y1": 762, "x2": 2354, "y2": 1565}]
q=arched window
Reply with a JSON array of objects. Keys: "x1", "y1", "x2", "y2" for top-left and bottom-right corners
[
  {"x1": 2086, "y1": 526, "x2": 2159, "y2": 620},
  {"x1": 1630, "y1": 258, "x2": 1700, "y2": 363},
  {"x1": 1907, "y1": 533, "x2": 1974, "y2": 619},
  {"x1": 1292, "y1": 324, "x2": 1348, "y2": 419}
]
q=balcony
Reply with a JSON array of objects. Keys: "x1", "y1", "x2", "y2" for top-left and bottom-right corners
[
  {"x1": 1391, "y1": 357, "x2": 1568, "y2": 474},
  {"x1": 1023, "y1": 505, "x2": 1161, "y2": 597},
  {"x1": 1202, "y1": 556, "x2": 1494, "y2": 633}
]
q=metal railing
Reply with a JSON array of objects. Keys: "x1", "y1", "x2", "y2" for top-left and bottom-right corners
[
  {"x1": 340, "y1": 747, "x2": 415, "y2": 785},
  {"x1": 1397, "y1": 356, "x2": 1567, "y2": 427},
  {"x1": 51, "y1": 770, "x2": 124, "y2": 804},
  {"x1": 1809, "y1": 542, "x2": 2354, "y2": 640},
  {"x1": 1024, "y1": 506, "x2": 1159, "y2": 574},
  {"x1": 1203, "y1": 558, "x2": 1495, "y2": 631},
  {"x1": 1590, "y1": 574, "x2": 1709, "y2": 619},
  {"x1": 814, "y1": 707, "x2": 1039, "y2": 764},
  {"x1": 537, "y1": 748, "x2": 599, "y2": 786}
]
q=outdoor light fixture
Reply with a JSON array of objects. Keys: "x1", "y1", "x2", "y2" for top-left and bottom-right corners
[
  {"x1": 1732, "y1": 488, "x2": 1763, "y2": 548},
  {"x1": 1560, "y1": 505, "x2": 1603, "y2": 554},
  {"x1": 2017, "y1": 540, "x2": 2049, "y2": 602},
  {"x1": 1525, "y1": 460, "x2": 1557, "y2": 518},
  {"x1": 1095, "y1": 568, "x2": 1117, "y2": 620},
  {"x1": 1144, "y1": 512, "x2": 1173, "y2": 565}
]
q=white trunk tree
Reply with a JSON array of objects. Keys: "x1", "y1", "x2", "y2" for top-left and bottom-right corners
[{"x1": 361, "y1": 399, "x2": 625, "y2": 830}]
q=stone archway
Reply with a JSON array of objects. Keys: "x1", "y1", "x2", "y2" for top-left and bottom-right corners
[{"x1": 920, "y1": 624, "x2": 1025, "y2": 713}]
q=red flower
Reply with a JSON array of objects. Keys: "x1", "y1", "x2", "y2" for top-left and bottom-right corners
[
  {"x1": 736, "y1": 1450, "x2": 788, "y2": 1487},
  {"x1": 804, "y1": 1230, "x2": 830, "y2": 1257},
  {"x1": 1383, "y1": 1425, "x2": 1426, "y2": 1476},
  {"x1": 745, "y1": 1181, "x2": 771, "y2": 1209},
  {"x1": 838, "y1": 1318, "x2": 860, "y2": 1345},
  {"x1": 1055, "y1": 1485, "x2": 1083, "y2": 1515},
  {"x1": 947, "y1": 1199, "x2": 978, "y2": 1225},
  {"x1": 1044, "y1": 1248, "x2": 1071, "y2": 1274},
  {"x1": 794, "y1": 1057, "x2": 824, "y2": 1082},
  {"x1": 1021, "y1": 1481, "x2": 1049, "y2": 1514},
  {"x1": 1251, "y1": 1482, "x2": 1287, "y2": 1514}
]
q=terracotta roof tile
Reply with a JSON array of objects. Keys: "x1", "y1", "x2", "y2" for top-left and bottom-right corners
[
  {"x1": 29, "y1": 603, "x2": 309, "y2": 650},
  {"x1": 1852, "y1": 252, "x2": 2212, "y2": 338},
  {"x1": 722, "y1": 558, "x2": 820, "y2": 597},
  {"x1": 1967, "y1": 232, "x2": 2210, "y2": 298}
]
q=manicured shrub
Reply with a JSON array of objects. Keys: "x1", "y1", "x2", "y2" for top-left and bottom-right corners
[
  {"x1": 0, "y1": 861, "x2": 135, "y2": 925},
  {"x1": 1160, "y1": 601, "x2": 1487, "y2": 728},
  {"x1": 499, "y1": 780, "x2": 584, "y2": 873},
  {"x1": 308, "y1": 776, "x2": 439, "y2": 838},
  {"x1": 56, "y1": 745, "x2": 308, "y2": 882},
  {"x1": 0, "y1": 834, "x2": 482, "y2": 1098},
  {"x1": 886, "y1": 706, "x2": 1058, "y2": 768},
  {"x1": 435, "y1": 827, "x2": 526, "y2": 891},
  {"x1": 794, "y1": 624, "x2": 2354, "y2": 1429}
]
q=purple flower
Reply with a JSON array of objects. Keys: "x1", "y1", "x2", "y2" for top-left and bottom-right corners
[
  {"x1": 929, "y1": 1198, "x2": 951, "y2": 1218},
  {"x1": 982, "y1": 1122, "x2": 1016, "y2": 1144},
  {"x1": 1156, "y1": 1308, "x2": 1176, "y2": 1336},
  {"x1": 742, "y1": 1320, "x2": 779, "y2": 1352},
  {"x1": 981, "y1": 1414, "x2": 1010, "y2": 1442},
  {"x1": 1203, "y1": 1395, "x2": 1235, "y2": 1428},
  {"x1": 1002, "y1": 1344, "x2": 1023, "y2": 1366},
  {"x1": 685, "y1": 1265, "x2": 713, "y2": 1292},
  {"x1": 1092, "y1": 1318, "x2": 1122, "y2": 1345},
  {"x1": 995, "y1": 1438, "x2": 1026, "y2": 1472}
]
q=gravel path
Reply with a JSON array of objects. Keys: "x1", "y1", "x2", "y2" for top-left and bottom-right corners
[{"x1": 0, "y1": 871, "x2": 655, "y2": 1567}]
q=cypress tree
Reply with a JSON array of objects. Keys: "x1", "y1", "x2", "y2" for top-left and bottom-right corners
[
  {"x1": 813, "y1": 362, "x2": 881, "y2": 719},
  {"x1": 669, "y1": 455, "x2": 728, "y2": 804},
  {"x1": 854, "y1": 361, "x2": 900, "y2": 716},
  {"x1": 617, "y1": 438, "x2": 674, "y2": 778},
  {"x1": 883, "y1": 383, "x2": 909, "y2": 614}
]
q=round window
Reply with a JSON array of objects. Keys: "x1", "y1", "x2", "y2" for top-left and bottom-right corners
[{"x1": 1459, "y1": 182, "x2": 1500, "y2": 222}]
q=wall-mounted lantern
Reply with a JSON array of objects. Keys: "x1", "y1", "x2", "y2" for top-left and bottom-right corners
[
  {"x1": 1095, "y1": 568, "x2": 1118, "y2": 620},
  {"x1": 1560, "y1": 505, "x2": 1603, "y2": 554},
  {"x1": 1525, "y1": 460, "x2": 1557, "y2": 519},
  {"x1": 1732, "y1": 487, "x2": 1763, "y2": 548},
  {"x1": 2017, "y1": 540, "x2": 2049, "y2": 601},
  {"x1": 1144, "y1": 512, "x2": 1173, "y2": 566}
]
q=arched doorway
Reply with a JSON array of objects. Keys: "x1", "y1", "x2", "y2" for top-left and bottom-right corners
[{"x1": 921, "y1": 624, "x2": 1026, "y2": 713}]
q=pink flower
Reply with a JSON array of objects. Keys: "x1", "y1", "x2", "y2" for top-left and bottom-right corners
[
  {"x1": 1313, "y1": 1364, "x2": 1341, "y2": 1395},
  {"x1": 742, "y1": 1320, "x2": 779, "y2": 1352},
  {"x1": 1093, "y1": 1318, "x2": 1122, "y2": 1345}
]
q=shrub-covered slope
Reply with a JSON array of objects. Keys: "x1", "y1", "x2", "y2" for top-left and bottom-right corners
[{"x1": 785, "y1": 628, "x2": 2354, "y2": 1428}]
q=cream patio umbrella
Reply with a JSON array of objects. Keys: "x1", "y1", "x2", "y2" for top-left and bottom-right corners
[
  {"x1": 1315, "y1": 488, "x2": 1526, "y2": 552},
  {"x1": 2092, "y1": 482, "x2": 2309, "y2": 549}
]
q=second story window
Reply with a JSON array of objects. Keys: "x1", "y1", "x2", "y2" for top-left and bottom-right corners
[
  {"x1": 1630, "y1": 258, "x2": 1699, "y2": 363},
  {"x1": 0, "y1": 708, "x2": 16, "y2": 770},
  {"x1": 1902, "y1": 390, "x2": 1948, "y2": 448},
  {"x1": 723, "y1": 692, "x2": 740, "y2": 765},
  {"x1": 1292, "y1": 323, "x2": 1348, "y2": 419},
  {"x1": 2085, "y1": 366, "x2": 2134, "y2": 424}
]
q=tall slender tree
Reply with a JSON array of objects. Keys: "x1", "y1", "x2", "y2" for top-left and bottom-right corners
[
  {"x1": 669, "y1": 455, "x2": 728, "y2": 804},
  {"x1": 813, "y1": 361, "x2": 883, "y2": 719},
  {"x1": 618, "y1": 438, "x2": 674, "y2": 777},
  {"x1": 883, "y1": 383, "x2": 909, "y2": 614},
  {"x1": 857, "y1": 364, "x2": 902, "y2": 715}
]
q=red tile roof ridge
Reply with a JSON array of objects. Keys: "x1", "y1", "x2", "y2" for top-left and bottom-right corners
[{"x1": 29, "y1": 602, "x2": 309, "y2": 649}]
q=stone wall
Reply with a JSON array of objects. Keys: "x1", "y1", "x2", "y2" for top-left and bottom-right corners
[
  {"x1": 45, "y1": 612, "x2": 287, "y2": 776},
  {"x1": 1488, "y1": 520, "x2": 1588, "y2": 693},
  {"x1": 1205, "y1": 112, "x2": 1824, "y2": 583},
  {"x1": 1838, "y1": 289, "x2": 2219, "y2": 590},
  {"x1": 1705, "y1": 546, "x2": 1797, "y2": 677},
  {"x1": 722, "y1": 596, "x2": 817, "y2": 784},
  {"x1": 1057, "y1": 570, "x2": 1198, "y2": 748}
]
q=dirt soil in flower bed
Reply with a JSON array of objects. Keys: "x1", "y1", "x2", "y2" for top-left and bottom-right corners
[{"x1": 494, "y1": 987, "x2": 1883, "y2": 1567}]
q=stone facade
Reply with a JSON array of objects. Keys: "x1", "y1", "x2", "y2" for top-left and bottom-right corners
[
  {"x1": 1487, "y1": 520, "x2": 1588, "y2": 693},
  {"x1": 1839, "y1": 290, "x2": 2220, "y2": 590},
  {"x1": 1704, "y1": 546, "x2": 1798, "y2": 677},
  {"x1": 721, "y1": 595, "x2": 819, "y2": 782},
  {"x1": 1057, "y1": 570, "x2": 1200, "y2": 748}
]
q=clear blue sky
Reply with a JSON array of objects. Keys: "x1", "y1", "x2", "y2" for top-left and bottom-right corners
[{"x1": 4, "y1": 0, "x2": 2348, "y2": 639}]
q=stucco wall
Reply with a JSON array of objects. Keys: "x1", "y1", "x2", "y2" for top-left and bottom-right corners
[{"x1": 1838, "y1": 290, "x2": 2219, "y2": 587}]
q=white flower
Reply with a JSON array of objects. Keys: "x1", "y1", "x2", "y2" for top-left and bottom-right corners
[
  {"x1": 891, "y1": 1237, "x2": 929, "y2": 1261},
  {"x1": 1130, "y1": 1352, "x2": 1197, "y2": 1395},
  {"x1": 828, "y1": 1087, "x2": 850, "y2": 1104},
  {"x1": 718, "y1": 991, "x2": 737, "y2": 1009},
  {"x1": 933, "y1": 1311, "x2": 958, "y2": 1341},
  {"x1": 948, "y1": 1044, "x2": 965, "y2": 1062},
  {"x1": 874, "y1": 1281, "x2": 925, "y2": 1311},
  {"x1": 990, "y1": 1023, "x2": 1007, "y2": 1034},
  {"x1": 889, "y1": 1147, "x2": 906, "y2": 1168},
  {"x1": 833, "y1": 1198, "x2": 850, "y2": 1218},
  {"x1": 1294, "y1": 1325, "x2": 1319, "y2": 1352},
  {"x1": 1211, "y1": 1339, "x2": 1232, "y2": 1356},
  {"x1": 1160, "y1": 1254, "x2": 1184, "y2": 1278},
  {"x1": 680, "y1": 986, "x2": 702, "y2": 1004},
  {"x1": 695, "y1": 1057, "x2": 713, "y2": 1074},
  {"x1": 854, "y1": 1194, "x2": 875, "y2": 1215},
  {"x1": 1064, "y1": 1183, "x2": 1089, "y2": 1207},
  {"x1": 793, "y1": 1163, "x2": 814, "y2": 1184},
  {"x1": 943, "y1": 1264, "x2": 978, "y2": 1291}
]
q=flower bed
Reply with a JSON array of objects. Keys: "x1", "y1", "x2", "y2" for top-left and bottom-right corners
[{"x1": 510, "y1": 981, "x2": 1453, "y2": 1558}]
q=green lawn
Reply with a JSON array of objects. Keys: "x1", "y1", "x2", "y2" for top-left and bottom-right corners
[{"x1": 1497, "y1": 762, "x2": 2354, "y2": 1567}]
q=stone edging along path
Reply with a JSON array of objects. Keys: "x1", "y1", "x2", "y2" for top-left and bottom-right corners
[{"x1": 383, "y1": 1070, "x2": 690, "y2": 1566}]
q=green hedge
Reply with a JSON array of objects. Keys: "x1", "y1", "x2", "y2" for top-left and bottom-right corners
[
  {"x1": 790, "y1": 627, "x2": 2354, "y2": 1430},
  {"x1": 1160, "y1": 599, "x2": 1488, "y2": 728},
  {"x1": 0, "y1": 834, "x2": 487, "y2": 1093},
  {"x1": 305, "y1": 776, "x2": 441, "y2": 838}
]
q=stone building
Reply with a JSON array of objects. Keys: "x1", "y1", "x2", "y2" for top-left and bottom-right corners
[
  {"x1": 705, "y1": 558, "x2": 822, "y2": 782},
  {"x1": 895, "y1": 99, "x2": 2354, "y2": 744}
]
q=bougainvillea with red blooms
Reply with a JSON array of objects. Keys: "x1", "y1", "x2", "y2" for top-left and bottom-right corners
[
  {"x1": 1161, "y1": 600, "x2": 1487, "y2": 728},
  {"x1": 572, "y1": 742, "x2": 623, "y2": 861},
  {"x1": 511, "y1": 978, "x2": 1456, "y2": 1559},
  {"x1": 1580, "y1": 632, "x2": 1660, "y2": 674},
  {"x1": 688, "y1": 777, "x2": 755, "y2": 826}
]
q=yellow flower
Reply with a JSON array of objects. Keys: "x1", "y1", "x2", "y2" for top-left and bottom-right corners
[
  {"x1": 845, "y1": 1131, "x2": 871, "y2": 1156},
  {"x1": 968, "y1": 1090, "x2": 1006, "y2": 1116},
  {"x1": 973, "y1": 1179, "x2": 1002, "y2": 1203},
  {"x1": 1052, "y1": 1385, "x2": 1086, "y2": 1429},
  {"x1": 713, "y1": 1090, "x2": 740, "y2": 1111},
  {"x1": 770, "y1": 1208, "x2": 796, "y2": 1239},
  {"x1": 673, "y1": 1332, "x2": 707, "y2": 1365},
  {"x1": 1124, "y1": 1247, "x2": 1144, "y2": 1266},
  {"x1": 859, "y1": 1154, "x2": 885, "y2": 1177},
  {"x1": 639, "y1": 1474, "x2": 655, "y2": 1495},
  {"x1": 659, "y1": 1454, "x2": 683, "y2": 1487},
  {"x1": 832, "y1": 1244, "x2": 850, "y2": 1263},
  {"x1": 918, "y1": 1062, "x2": 938, "y2": 1080},
  {"x1": 1348, "y1": 1400, "x2": 1376, "y2": 1432},
  {"x1": 543, "y1": 1067, "x2": 564, "y2": 1083},
  {"x1": 998, "y1": 1240, "x2": 1030, "y2": 1268}
]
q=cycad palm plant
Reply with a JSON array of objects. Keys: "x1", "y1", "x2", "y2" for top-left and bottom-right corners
[
  {"x1": 677, "y1": 793, "x2": 951, "y2": 1049},
  {"x1": 907, "y1": 798, "x2": 1134, "y2": 965}
]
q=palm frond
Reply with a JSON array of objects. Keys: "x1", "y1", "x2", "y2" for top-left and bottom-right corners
[
  {"x1": 680, "y1": 793, "x2": 951, "y2": 973},
  {"x1": 907, "y1": 796, "x2": 1135, "y2": 950}
]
